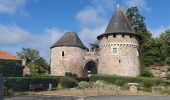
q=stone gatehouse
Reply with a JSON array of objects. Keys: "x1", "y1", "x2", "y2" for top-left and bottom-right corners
[{"x1": 50, "y1": 5, "x2": 140, "y2": 77}]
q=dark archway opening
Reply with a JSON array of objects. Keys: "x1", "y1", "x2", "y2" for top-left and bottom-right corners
[{"x1": 84, "y1": 60, "x2": 97, "y2": 76}]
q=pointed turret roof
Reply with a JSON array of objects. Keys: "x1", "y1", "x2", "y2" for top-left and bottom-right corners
[
  {"x1": 51, "y1": 32, "x2": 87, "y2": 49},
  {"x1": 97, "y1": 5, "x2": 137, "y2": 39}
]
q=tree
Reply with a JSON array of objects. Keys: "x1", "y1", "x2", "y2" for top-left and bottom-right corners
[
  {"x1": 141, "y1": 32, "x2": 170, "y2": 66},
  {"x1": 126, "y1": 7, "x2": 152, "y2": 43},
  {"x1": 126, "y1": 7, "x2": 153, "y2": 67},
  {"x1": 160, "y1": 29, "x2": 170, "y2": 45},
  {"x1": 31, "y1": 57, "x2": 49, "y2": 74},
  {"x1": 17, "y1": 48, "x2": 49, "y2": 75},
  {"x1": 89, "y1": 41, "x2": 99, "y2": 52},
  {"x1": 17, "y1": 48, "x2": 40, "y2": 64}
]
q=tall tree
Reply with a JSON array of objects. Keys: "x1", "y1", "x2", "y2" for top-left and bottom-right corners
[{"x1": 126, "y1": 7, "x2": 152, "y2": 44}]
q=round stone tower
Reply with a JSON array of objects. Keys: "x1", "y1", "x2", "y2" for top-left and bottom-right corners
[
  {"x1": 97, "y1": 6, "x2": 140, "y2": 77},
  {"x1": 50, "y1": 32, "x2": 88, "y2": 76}
]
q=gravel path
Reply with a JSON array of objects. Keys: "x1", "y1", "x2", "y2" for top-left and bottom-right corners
[
  {"x1": 85, "y1": 96, "x2": 170, "y2": 100},
  {"x1": 4, "y1": 95, "x2": 80, "y2": 100},
  {"x1": 4, "y1": 95, "x2": 170, "y2": 100}
]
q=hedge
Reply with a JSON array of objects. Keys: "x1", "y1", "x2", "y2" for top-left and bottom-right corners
[
  {"x1": 4, "y1": 76, "x2": 60, "y2": 91},
  {"x1": 90, "y1": 74, "x2": 170, "y2": 88},
  {"x1": 74, "y1": 77, "x2": 89, "y2": 82},
  {"x1": 0, "y1": 60, "x2": 23, "y2": 77},
  {"x1": 60, "y1": 77, "x2": 78, "y2": 88}
]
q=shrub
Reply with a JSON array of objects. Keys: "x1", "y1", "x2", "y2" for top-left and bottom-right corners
[
  {"x1": 90, "y1": 74, "x2": 170, "y2": 88},
  {"x1": 65, "y1": 72, "x2": 77, "y2": 77},
  {"x1": 60, "y1": 77, "x2": 78, "y2": 88},
  {"x1": 115, "y1": 79, "x2": 124, "y2": 86},
  {"x1": 77, "y1": 81, "x2": 89, "y2": 89},
  {"x1": 164, "y1": 87, "x2": 170, "y2": 95},
  {"x1": 0, "y1": 60, "x2": 23, "y2": 77},
  {"x1": 4, "y1": 76, "x2": 60, "y2": 91},
  {"x1": 167, "y1": 73, "x2": 170, "y2": 80},
  {"x1": 3, "y1": 87, "x2": 13, "y2": 96},
  {"x1": 74, "y1": 77, "x2": 89, "y2": 82},
  {"x1": 141, "y1": 67, "x2": 153, "y2": 77}
]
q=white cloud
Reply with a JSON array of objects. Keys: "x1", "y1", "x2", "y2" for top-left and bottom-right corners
[
  {"x1": 125, "y1": 0, "x2": 151, "y2": 11},
  {"x1": 79, "y1": 25, "x2": 106, "y2": 46},
  {"x1": 149, "y1": 26, "x2": 170, "y2": 37},
  {"x1": 76, "y1": 0, "x2": 115, "y2": 46},
  {"x1": 0, "y1": 24, "x2": 64, "y2": 61},
  {"x1": 0, "y1": 0, "x2": 28, "y2": 14}
]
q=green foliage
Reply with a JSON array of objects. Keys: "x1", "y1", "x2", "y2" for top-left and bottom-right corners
[
  {"x1": 77, "y1": 81, "x2": 89, "y2": 89},
  {"x1": 90, "y1": 74, "x2": 170, "y2": 88},
  {"x1": 17, "y1": 48, "x2": 40, "y2": 63},
  {"x1": 126, "y1": 7, "x2": 152, "y2": 43},
  {"x1": 94, "y1": 80, "x2": 107, "y2": 86},
  {"x1": 89, "y1": 40, "x2": 99, "y2": 52},
  {"x1": 164, "y1": 87, "x2": 170, "y2": 95},
  {"x1": 3, "y1": 87, "x2": 13, "y2": 96},
  {"x1": 74, "y1": 77, "x2": 89, "y2": 82},
  {"x1": 167, "y1": 73, "x2": 170, "y2": 80},
  {"x1": 4, "y1": 76, "x2": 60, "y2": 91},
  {"x1": 17, "y1": 48, "x2": 49, "y2": 75},
  {"x1": 30, "y1": 57, "x2": 49, "y2": 75},
  {"x1": 0, "y1": 60, "x2": 23, "y2": 77},
  {"x1": 65, "y1": 72, "x2": 77, "y2": 77},
  {"x1": 60, "y1": 77, "x2": 78, "y2": 88},
  {"x1": 141, "y1": 67, "x2": 153, "y2": 77},
  {"x1": 140, "y1": 31, "x2": 170, "y2": 66}
]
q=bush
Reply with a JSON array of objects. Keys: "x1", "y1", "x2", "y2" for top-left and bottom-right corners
[
  {"x1": 65, "y1": 72, "x2": 77, "y2": 77},
  {"x1": 4, "y1": 76, "x2": 60, "y2": 91},
  {"x1": 164, "y1": 87, "x2": 170, "y2": 95},
  {"x1": 74, "y1": 77, "x2": 89, "y2": 82},
  {"x1": 90, "y1": 74, "x2": 170, "y2": 88},
  {"x1": 167, "y1": 73, "x2": 170, "y2": 80},
  {"x1": 77, "y1": 81, "x2": 89, "y2": 89},
  {"x1": 141, "y1": 67, "x2": 153, "y2": 77},
  {"x1": 0, "y1": 60, "x2": 23, "y2": 77},
  {"x1": 3, "y1": 87, "x2": 13, "y2": 96},
  {"x1": 94, "y1": 80, "x2": 107, "y2": 86},
  {"x1": 60, "y1": 77, "x2": 78, "y2": 88}
]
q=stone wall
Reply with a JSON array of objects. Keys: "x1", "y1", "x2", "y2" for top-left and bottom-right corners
[
  {"x1": 98, "y1": 34, "x2": 140, "y2": 77},
  {"x1": 50, "y1": 46, "x2": 86, "y2": 76},
  {"x1": 150, "y1": 65, "x2": 169, "y2": 79}
]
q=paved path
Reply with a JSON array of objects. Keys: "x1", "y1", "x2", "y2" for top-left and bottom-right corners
[
  {"x1": 85, "y1": 96, "x2": 170, "y2": 100},
  {"x1": 4, "y1": 95, "x2": 80, "y2": 100},
  {"x1": 4, "y1": 95, "x2": 170, "y2": 100}
]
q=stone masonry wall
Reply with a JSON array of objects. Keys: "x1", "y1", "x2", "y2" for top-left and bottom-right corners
[
  {"x1": 98, "y1": 34, "x2": 140, "y2": 77},
  {"x1": 50, "y1": 46, "x2": 85, "y2": 76}
]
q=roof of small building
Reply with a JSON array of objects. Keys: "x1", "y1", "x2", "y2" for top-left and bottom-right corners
[
  {"x1": 97, "y1": 5, "x2": 137, "y2": 39},
  {"x1": 0, "y1": 50, "x2": 20, "y2": 60},
  {"x1": 51, "y1": 32, "x2": 88, "y2": 49}
]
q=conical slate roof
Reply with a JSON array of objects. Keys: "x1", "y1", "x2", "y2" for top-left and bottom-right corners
[
  {"x1": 51, "y1": 32, "x2": 87, "y2": 49},
  {"x1": 97, "y1": 5, "x2": 136, "y2": 39}
]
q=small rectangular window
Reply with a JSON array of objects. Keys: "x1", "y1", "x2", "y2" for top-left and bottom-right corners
[
  {"x1": 112, "y1": 47, "x2": 117, "y2": 54},
  {"x1": 62, "y1": 51, "x2": 64, "y2": 57}
]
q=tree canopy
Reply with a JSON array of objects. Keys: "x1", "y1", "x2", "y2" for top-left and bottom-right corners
[
  {"x1": 17, "y1": 48, "x2": 49, "y2": 75},
  {"x1": 126, "y1": 7, "x2": 170, "y2": 69}
]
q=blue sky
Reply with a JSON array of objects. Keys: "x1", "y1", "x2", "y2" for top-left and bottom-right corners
[{"x1": 0, "y1": 0, "x2": 170, "y2": 61}]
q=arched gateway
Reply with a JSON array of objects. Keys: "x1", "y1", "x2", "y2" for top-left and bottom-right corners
[{"x1": 84, "y1": 60, "x2": 97, "y2": 76}]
